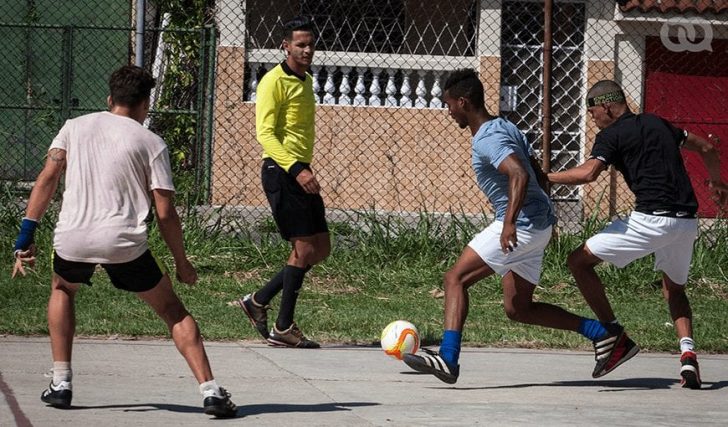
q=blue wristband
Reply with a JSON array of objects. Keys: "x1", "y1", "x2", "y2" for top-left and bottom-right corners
[{"x1": 14, "y1": 218, "x2": 38, "y2": 252}]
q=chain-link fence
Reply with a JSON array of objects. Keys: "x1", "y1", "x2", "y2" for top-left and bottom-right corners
[
  {"x1": 1, "y1": 0, "x2": 216, "y2": 198},
  {"x1": 2, "y1": 1, "x2": 727, "y2": 232},
  {"x1": 214, "y1": 0, "x2": 727, "y2": 231}
]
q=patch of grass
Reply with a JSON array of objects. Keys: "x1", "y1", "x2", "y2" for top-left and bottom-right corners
[{"x1": 2, "y1": 193, "x2": 728, "y2": 353}]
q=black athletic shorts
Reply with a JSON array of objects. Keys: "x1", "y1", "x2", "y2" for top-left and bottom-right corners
[
  {"x1": 52, "y1": 249, "x2": 165, "y2": 292},
  {"x1": 261, "y1": 158, "x2": 328, "y2": 241}
]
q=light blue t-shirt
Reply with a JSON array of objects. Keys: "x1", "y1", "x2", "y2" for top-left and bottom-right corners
[{"x1": 472, "y1": 117, "x2": 556, "y2": 230}]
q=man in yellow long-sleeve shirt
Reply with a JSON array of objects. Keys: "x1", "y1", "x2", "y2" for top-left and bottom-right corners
[{"x1": 234, "y1": 16, "x2": 329, "y2": 348}]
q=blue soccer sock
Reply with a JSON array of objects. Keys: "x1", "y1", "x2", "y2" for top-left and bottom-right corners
[
  {"x1": 439, "y1": 330, "x2": 462, "y2": 366},
  {"x1": 578, "y1": 318, "x2": 609, "y2": 341}
]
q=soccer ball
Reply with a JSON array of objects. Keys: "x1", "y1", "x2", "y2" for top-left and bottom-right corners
[{"x1": 380, "y1": 320, "x2": 420, "y2": 360}]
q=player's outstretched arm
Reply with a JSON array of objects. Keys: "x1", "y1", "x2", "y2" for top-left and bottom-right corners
[
  {"x1": 547, "y1": 158, "x2": 606, "y2": 186},
  {"x1": 152, "y1": 189, "x2": 198, "y2": 285},
  {"x1": 12, "y1": 148, "x2": 66, "y2": 278}
]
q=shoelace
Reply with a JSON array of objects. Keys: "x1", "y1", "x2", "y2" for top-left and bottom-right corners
[
  {"x1": 289, "y1": 323, "x2": 306, "y2": 339},
  {"x1": 218, "y1": 387, "x2": 236, "y2": 408},
  {"x1": 422, "y1": 347, "x2": 439, "y2": 356},
  {"x1": 218, "y1": 387, "x2": 232, "y2": 399}
]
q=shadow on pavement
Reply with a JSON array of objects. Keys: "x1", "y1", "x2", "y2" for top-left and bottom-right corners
[
  {"x1": 239, "y1": 401, "x2": 380, "y2": 416},
  {"x1": 48, "y1": 401, "x2": 380, "y2": 419},
  {"x1": 429, "y1": 377, "x2": 728, "y2": 391},
  {"x1": 701, "y1": 381, "x2": 728, "y2": 390},
  {"x1": 58, "y1": 403, "x2": 202, "y2": 413}
]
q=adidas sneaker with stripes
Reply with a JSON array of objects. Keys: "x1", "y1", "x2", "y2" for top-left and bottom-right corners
[
  {"x1": 591, "y1": 326, "x2": 640, "y2": 378},
  {"x1": 403, "y1": 348, "x2": 460, "y2": 384}
]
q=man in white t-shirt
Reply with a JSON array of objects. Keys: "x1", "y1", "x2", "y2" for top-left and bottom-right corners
[{"x1": 12, "y1": 65, "x2": 237, "y2": 417}]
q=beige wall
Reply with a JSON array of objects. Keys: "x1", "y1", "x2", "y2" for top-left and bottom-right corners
[
  {"x1": 211, "y1": 50, "x2": 641, "y2": 218},
  {"x1": 211, "y1": 48, "x2": 507, "y2": 214},
  {"x1": 211, "y1": 43, "x2": 506, "y2": 214},
  {"x1": 480, "y1": 56, "x2": 501, "y2": 115},
  {"x1": 211, "y1": 102, "x2": 487, "y2": 213}
]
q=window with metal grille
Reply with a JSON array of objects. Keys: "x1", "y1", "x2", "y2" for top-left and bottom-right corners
[
  {"x1": 302, "y1": 0, "x2": 405, "y2": 53},
  {"x1": 500, "y1": 0, "x2": 586, "y2": 201},
  {"x1": 243, "y1": 1, "x2": 479, "y2": 106},
  {"x1": 245, "y1": 0, "x2": 477, "y2": 56}
]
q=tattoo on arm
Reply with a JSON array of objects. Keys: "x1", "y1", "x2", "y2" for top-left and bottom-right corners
[{"x1": 48, "y1": 149, "x2": 66, "y2": 163}]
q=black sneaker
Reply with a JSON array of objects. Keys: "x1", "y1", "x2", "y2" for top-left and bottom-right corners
[
  {"x1": 592, "y1": 325, "x2": 640, "y2": 378},
  {"x1": 267, "y1": 322, "x2": 320, "y2": 348},
  {"x1": 203, "y1": 386, "x2": 237, "y2": 418},
  {"x1": 40, "y1": 380, "x2": 72, "y2": 408},
  {"x1": 236, "y1": 293, "x2": 271, "y2": 339},
  {"x1": 680, "y1": 351, "x2": 702, "y2": 389},
  {"x1": 403, "y1": 348, "x2": 460, "y2": 384}
]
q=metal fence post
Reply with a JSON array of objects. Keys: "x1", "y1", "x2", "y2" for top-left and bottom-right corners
[
  {"x1": 541, "y1": 0, "x2": 553, "y2": 182},
  {"x1": 204, "y1": 25, "x2": 217, "y2": 204},
  {"x1": 194, "y1": 27, "x2": 206, "y2": 202},
  {"x1": 61, "y1": 26, "x2": 73, "y2": 121},
  {"x1": 135, "y1": 0, "x2": 145, "y2": 66}
]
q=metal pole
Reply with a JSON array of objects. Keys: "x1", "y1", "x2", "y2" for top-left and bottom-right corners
[
  {"x1": 541, "y1": 0, "x2": 553, "y2": 184},
  {"x1": 135, "y1": 0, "x2": 145, "y2": 66},
  {"x1": 204, "y1": 26, "x2": 218, "y2": 204}
]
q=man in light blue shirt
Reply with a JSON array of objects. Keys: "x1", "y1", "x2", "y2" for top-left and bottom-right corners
[
  {"x1": 472, "y1": 117, "x2": 555, "y2": 231},
  {"x1": 404, "y1": 69, "x2": 624, "y2": 384}
]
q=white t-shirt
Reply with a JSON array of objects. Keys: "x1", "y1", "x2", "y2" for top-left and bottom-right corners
[{"x1": 50, "y1": 111, "x2": 175, "y2": 263}]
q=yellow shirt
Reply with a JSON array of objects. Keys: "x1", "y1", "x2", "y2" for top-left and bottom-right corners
[{"x1": 255, "y1": 62, "x2": 315, "y2": 174}]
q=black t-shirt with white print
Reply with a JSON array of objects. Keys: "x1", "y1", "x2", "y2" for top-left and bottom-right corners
[{"x1": 590, "y1": 112, "x2": 698, "y2": 216}]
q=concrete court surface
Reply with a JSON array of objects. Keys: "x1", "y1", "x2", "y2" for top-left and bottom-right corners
[{"x1": 1, "y1": 336, "x2": 727, "y2": 426}]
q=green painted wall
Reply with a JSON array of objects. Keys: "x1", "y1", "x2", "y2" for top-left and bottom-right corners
[{"x1": 1, "y1": 0, "x2": 132, "y2": 179}]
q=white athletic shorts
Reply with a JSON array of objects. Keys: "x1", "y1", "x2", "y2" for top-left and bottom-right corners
[
  {"x1": 586, "y1": 211, "x2": 698, "y2": 285},
  {"x1": 467, "y1": 221, "x2": 552, "y2": 285}
]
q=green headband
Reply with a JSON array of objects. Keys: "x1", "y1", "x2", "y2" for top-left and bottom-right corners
[{"x1": 586, "y1": 90, "x2": 625, "y2": 107}]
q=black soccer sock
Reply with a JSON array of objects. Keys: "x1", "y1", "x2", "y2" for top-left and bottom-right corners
[
  {"x1": 253, "y1": 268, "x2": 286, "y2": 305},
  {"x1": 275, "y1": 265, "x2": 308, "y2": 331}
]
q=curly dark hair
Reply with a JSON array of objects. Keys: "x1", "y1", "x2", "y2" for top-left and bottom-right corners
[
  {"x1": 443, "y1": 69, "x2": 484, "y2": 108},
  {"x1": 108, "y1": 65, "x2": 156, "y2": 107}
]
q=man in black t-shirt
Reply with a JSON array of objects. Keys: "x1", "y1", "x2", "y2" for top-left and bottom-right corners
[{"x1": 548, "y1": 80, "x2": 728, "y2": 389}]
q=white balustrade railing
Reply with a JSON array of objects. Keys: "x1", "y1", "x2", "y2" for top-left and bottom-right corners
[
  {"x1": 243, "y1": 50, "x2": 478, "y2": 108},
  {"x1": 245, "y1": 63, "x2": 449, "y2": 108}
]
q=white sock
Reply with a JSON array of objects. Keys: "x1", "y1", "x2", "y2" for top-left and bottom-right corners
[
  {"x1": 679, "y1": 337, "x2": 695, "y2": 354},
  {"x1": 52, "y1": 361, "x2": 72, "y2": 384},
  {"x1": 199, "y1": 379, "x2": 221, "y2": 398}
]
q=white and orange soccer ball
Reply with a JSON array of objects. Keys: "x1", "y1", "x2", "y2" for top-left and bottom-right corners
[{"x1": 380, "y1": 320, "x2": 420, "y2": 360}]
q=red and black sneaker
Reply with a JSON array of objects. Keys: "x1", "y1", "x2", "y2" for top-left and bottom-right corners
[
  {"x1": 680, "y1": 351, "x2": 701, "y2": 389},
  {"x1": 591, "y1": 325, "x2": 640, "y2": 378}
]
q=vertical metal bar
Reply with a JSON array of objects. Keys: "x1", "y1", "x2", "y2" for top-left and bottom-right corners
[
  {"x1": 61, "y1": 26, "x2": 73, "y2": 121},
  {"x1": 204, "y1": 25, "x2": 217, "y2": 204},
  {"x1": 135, "y1": 0, "x2": 145, "y2": 66},
  {"x1": 194, "y1": 27, "x2": 207, "y2": 202},
  {"x1": 541, "y1": 0, "x2": 553, "y2": 184},
  {"x1": 22, "y1": 19, "x2": 32, "y2": 179}
]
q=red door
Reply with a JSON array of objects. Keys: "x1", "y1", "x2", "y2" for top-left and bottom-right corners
[{"x1": 644, "y1": 36, "x2": 728, "y2": 217}]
